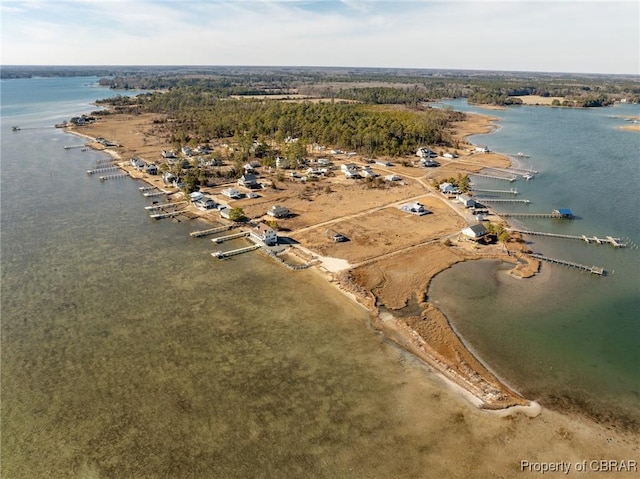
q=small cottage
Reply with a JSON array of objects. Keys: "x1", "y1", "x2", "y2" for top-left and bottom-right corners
[
  {"x1": 238, "y1": 173, "x2": 259, "y2": 189},
  {"x1": 457, "y1": 193, "x2": 476, "y2": 208},
  {"x1": 462, "y1": 223, "x2": 488, "y2": 240},
  {"x1": 267, "y1": 205, "x2": 290, "y2": 218}
]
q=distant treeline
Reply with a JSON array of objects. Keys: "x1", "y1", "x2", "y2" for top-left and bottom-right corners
[
  {"x1": 95, "y1": 68, "x2": 640, "y2": 106},
  {"x1": 119, "y1": 87, "x2": 464, "y2": 157}
]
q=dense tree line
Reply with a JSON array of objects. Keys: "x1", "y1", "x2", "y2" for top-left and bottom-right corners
[{"x1": 127, "y1": 88, "x2": 464, "y2": 157}]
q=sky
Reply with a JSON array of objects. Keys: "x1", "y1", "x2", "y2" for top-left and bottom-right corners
[{"x1": 1, "y1": 0, "x2": 638, "y2": 74}]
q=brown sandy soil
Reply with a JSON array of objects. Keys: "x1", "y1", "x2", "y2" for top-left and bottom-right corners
[{"x1": 620, "y1": 125, "x2": 640, "y2": 132}]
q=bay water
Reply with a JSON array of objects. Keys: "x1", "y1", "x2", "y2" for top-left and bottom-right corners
[
  {"x1": 431, "y1": 99, "x2": 640, "y2": 430},
  {"x1": 2, "y1": 78, "x2": 639, "y2": 478},
  {"x1": 0, "y1": 77, "x2": 474, "y2": 478}
]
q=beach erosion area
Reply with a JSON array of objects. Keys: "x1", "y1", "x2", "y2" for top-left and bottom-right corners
[{"x1": 65, "y1": 109, "x2": 639, "y2": 466}]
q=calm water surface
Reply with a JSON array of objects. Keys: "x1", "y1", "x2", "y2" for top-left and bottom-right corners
[
  {"x1": 0, "y1": 78, "x2": 471, "y2": 478},
  {"x1": 431, "y1": 99, "x2": 640, "y2": 429}
]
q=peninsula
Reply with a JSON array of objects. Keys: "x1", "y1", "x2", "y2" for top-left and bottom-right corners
[{"x1": 68, "y1": 86, "x2": 544, "y2": 413}]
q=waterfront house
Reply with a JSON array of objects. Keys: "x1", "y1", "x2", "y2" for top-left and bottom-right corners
[
  {"x1": 145, "y1": 163, "x2": 158, "y2": 175},
  {"x1": 130, "y1": 157, "x2": 146, "y2": 170},
  {"x1": 221, "y1": 188, "x2": 243, "y2": 199},
  {"x1": 238, "y1": 173, "x2": 259, "y2": 189},
  {"x1": 475, "y1": 145, "x2": 490, "y2": 153},
  {"x1": 162, "y1": 171, "x2": 177, "y2": 185},
  {"x1": 162, "y1": 150, "x2": 176, "y2": 159},
  {"x1": 267, "y1": 205, "x2": 290, "y2": 218},
  {"x1": 189, "y1": 191, "x2": 205, "y2": 202},
  {"x1": 440, "y1": 182, "x2": 460, "y2": 195},
  {"x1": 442, "y1": 152, "x2": 457, "y2": 159},
  {"x1": 457, "y1": 193, "x2": 476, "y2": 208},
  {"x1": 462, "y1": 223, "x2": 488, "y2": 240},
  {"x1": 195, "y1": 197, "x2": 217, "y2": 210},
  {"x1": 250, "y1": 223, "x2": 278, "y2": 246}
]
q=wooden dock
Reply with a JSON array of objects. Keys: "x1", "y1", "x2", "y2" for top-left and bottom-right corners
[
  {"x1": 510, "y1": 229, "x2": 627, "y2": 247},
  {"x1": 190, "y1": 225, "x2": 233, "y2": 238},
  {"x1": 486, "y1": 166, "x2": 538, "y2": 175},
  {"x1": 87, "y1": 166, "x2": 119, "y2": 175},
  {"x1": 99, "y1": 173, "x2": 129, "y2": 181},
  {"x1": 144, "y1": 201, "x2": 187, "y2": 211},
  {"x1": 529, "y1": 253, "x2": 604, "y2": 275},
  {"x1": 212, "y1": 232, "x2": 249, "y2": 244},
  {"x1": 470, "y1": 188, "x2": 519, "y2": 195},
  {"x1": 475, "y1": 198, "x2": 530, "y2": 204},
  {"x1": 142, "y1": 190, "x2": 167, "y2": 197},
  {"x1": 149, "y1": 210, "x2": 185, "y2": 220},
  {"x1": 500, "y1": 212, "x2": 573, "y2": 219},
  {"x1": 139, "y1": 186, "x2": 156, "y2": 191},
  {"x1": 212, "y1": 244, "x2": 261, "y2": 259},
  {"x1": 469, "y1": 172, "x2": 517, "y2": 182}
]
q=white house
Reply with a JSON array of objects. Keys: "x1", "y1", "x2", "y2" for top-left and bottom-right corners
[
  {"x1": 439, "y1": 182, "x2": 460, "y2": 195},
  {"x1": 457, "y1": 193, "x2": 476, "y2": 208},
  {"x1": 385, "y1": 174, "x2": 401, "y2": 182},
  {"x1": 361, "y1": 166, "x2": 377, "y2": 178},
  {"x1": 195, "y1": 197, "x2": 217, "y2": 210},
  {"x1": 267, "y1": 205, "x2": 290, "y2": 218},
  {"x1": 462, "y1": 223, "x2": 488, "y2": 240},
  {"x1": 442, "y1": 152, "x2": 457, "y2": 159},
  {"x1": 400, "y1": 202, "x2": 430, "y2": 216},
  {"x1": 341, "y1": 163, "x2": 360, "y2": 179},
  {"x1": 416, "y1": 147, "x2": 437, "y2": 158},
  {"x1": 250, "y1": 223, "x2": 278, "y2": 246},
  {"x1": 221, "y1": 188, "x2": 243, "y2": 199},
  {"x1": 475, "y1": 145, "x2": 490, "y2": 153}
]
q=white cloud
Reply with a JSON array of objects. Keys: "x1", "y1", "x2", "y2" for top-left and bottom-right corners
[{"x1": 0, "y1": 0, "x2": 638, "y2": 74}]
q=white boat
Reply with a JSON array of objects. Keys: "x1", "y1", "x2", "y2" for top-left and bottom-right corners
[{"x1": 523, "y1": 172, "x2": 534, "y2": 181}]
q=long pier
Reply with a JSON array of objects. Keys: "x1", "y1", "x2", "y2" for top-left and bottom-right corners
[
  {"x1": 212, "y1": 244, "x2": 261, "y2": 259},
  {"x1": 139, "y1": 186, "x2": 156, "y2": 192},
  {"x1": 190, "y1": 225, "x2": 233, "y2": 238},
  {"x1": 149, "y1": 210, "x2": 185, "y2": 220},
  {"x1": 144, "y1": 201, "x2": 187, "y2": 211},
  {"x1": 212, "y1": 232, "x2": 249, "y2": 244},
  {"x1": 510, "y1": 229, "x2": 627, "y2": 248},
  {"x1": 500, "y1": 212, "x2": 572, "y2": 219},
  {"x1": 529, "y1": 253, "x2": 604, "y2": 275},
  {"x1": 470, "y1": 188, "x2": 519, "y2": 195},
  {"x1": 87, "y1": 166, "x2": 119, "y2": 175},
  {"x1": 469, "y1": 172, "x2": 517, "y2": 182},
  {"x1": 475, "y1": 198, "x2": 530, "y2": 204},
  {"x1": 485, "y1": 166, "x2": 538, "y2": 175},
  {"x1": 99, "y1": 173, "x2": 129, "y2": 181},
  {"x1": 142, "y1": 190, "x2": 167, "y2": 197}
]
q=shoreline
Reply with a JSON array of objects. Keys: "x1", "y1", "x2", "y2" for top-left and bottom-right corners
[{"x1": 66, "y1": 108, "x2": 540, "y2": 414}]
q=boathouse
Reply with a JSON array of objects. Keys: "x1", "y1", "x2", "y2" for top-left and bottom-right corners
[{"x1": 553, "y1": 208, "x2": 574, "y2": 219}]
